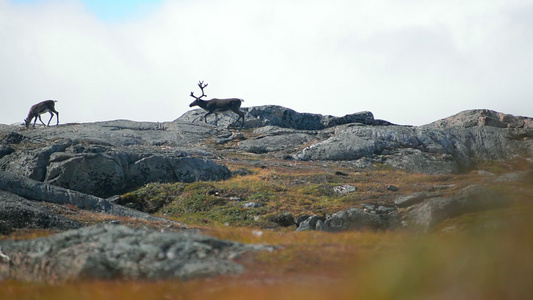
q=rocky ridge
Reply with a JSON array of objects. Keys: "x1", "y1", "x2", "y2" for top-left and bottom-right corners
[{"x1": 0, "y1": 106, "x2": 532, "y2": 282}]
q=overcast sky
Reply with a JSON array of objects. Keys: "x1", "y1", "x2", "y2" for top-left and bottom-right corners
[{"x1": 1, "y1": 0, "x2": 532, "y2": 126}]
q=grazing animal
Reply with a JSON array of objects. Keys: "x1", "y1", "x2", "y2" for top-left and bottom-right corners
[
  {"x1": 189, "y1": 81, "x2": 245, "y2": 128},
  {"x1": 24, "y1": 100, "x2": 59, "y2": 129}
]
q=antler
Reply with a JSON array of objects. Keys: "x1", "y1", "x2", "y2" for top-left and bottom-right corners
[{"x1": 190, "y1": 80, "x2": 208, "y2": 100}]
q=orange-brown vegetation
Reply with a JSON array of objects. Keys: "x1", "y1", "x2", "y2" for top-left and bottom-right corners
[{"x1": 1, "y1": 158, "x2": 532, "y2": 299}]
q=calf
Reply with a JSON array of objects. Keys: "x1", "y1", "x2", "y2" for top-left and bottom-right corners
[{"x1": 24, "y1": 100, "x2": 59, "y2": 129}]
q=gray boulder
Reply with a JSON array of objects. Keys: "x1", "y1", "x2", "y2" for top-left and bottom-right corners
[
  {"x1": 44, "y1": 149, "x2": 230, "y2": 198},
  {"x1": 0, "y1": 142, "x2": 70, "y2": 181},
  {"x1": 242, "y1": 202, "x2": 263, "y2": 208},
  {"x1": 295, "y1": 215, "x2": 326, "y2": 232},
  {"x1": 296, "y1": 206, "x2": 400, "y2": 232},
  {"x1": 407, "y1": 185, "x2": 511, "y2": 231},
  {"x1": 238, "y1": 126, "x2": 320, "y2": 155},
  {"x1": 176, "y1": 109, "x2": 246, "y2": 129},
  {"x1": 294, "y1": 124, "x2": 407, "y2": 161},
  {"x1": 0, "y1": 190, "x2": 81, "y2": 234},
  {"x1": 333, "y1": 184, "x2": 357, "y2": 195},
  {"x1": 0, "y1": 224, "x2": 273, "y2": 282},
  {"x1": 0, "y1": 170, "x2": 111, "y2": 211},
  {"x1": 0, "y1": 145, "x2": 14, "y2": 159},
  {"x1": 322, "y1": 208, "x2": 400, "y2": 232}
]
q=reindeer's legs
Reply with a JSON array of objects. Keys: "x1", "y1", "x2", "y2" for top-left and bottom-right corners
[
  {"x1": 232, "y1": 109, "x2": 245, "y2": 128},
  {"x1": 204, "y1": 112, "x2": 213, "y2": 124},
  {"x1": 55, "y1": 110, "x2": 59, "y2": 125},
  {"x1": 46, "y1": 112, "x2": 55, "y2": 126},
  {"x1": 37, "y1": 115, "x2": 46, "y2": 126},
  {"x1": 203, "y1": 112, "x2": 220, "y2": 126},
  {"x1": 48, "y1": 109, "x2": 59, "y2": 126},
  {"x1": 239, "y1": 112, "x2": 244, "y2": 128}
]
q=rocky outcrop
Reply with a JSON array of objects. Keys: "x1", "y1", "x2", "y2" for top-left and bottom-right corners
[
  {"x1": 0, "y1": 122, "x2": 231, "y2": 198},
  {"x1": 405, "y1": 185, "x2": 511, "y2": 231},
  {"x1": 0, "y1": 170, "x2": 171, "y2": 222},
  {"x1": 293, "y1": 113, "x2": 533, "y2": 174},
  {"x1": 0, "y1": 145, "x2": 14, "y2": 159},
  {"x1": 237, "y1": 126, "x2": 323, "y2": 155},
  {"x1": 44, "y1": 148, "x2": 230, "y2": 198},
  {"x1": 296, "y1": 203, "x2": 400, "y2": 232},
  {"x1": 0, "y1": 224, "x2": 273, "y2": 282},
  {"x1": 179, "y1": 107, "x2": 532, "y2": 175},
  {"x1": 0, "y1": 190, "x2": 81, "y2": 235},
  {"x1": 0, "y1": 107, "x2": 530, "y2": 223},
  {"x1": 2, "y1": 108, "x2": 531, "y2": 183},
  {"x1": 178, "y1": 105, "x2": 392, "y2": 129},
  {"x1": 425, "y1": 109, "x2": 533, "y2": 129}
]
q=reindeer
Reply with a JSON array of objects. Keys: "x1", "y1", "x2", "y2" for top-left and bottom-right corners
[
  {"x1": 189, "y1": 81, "x2": 245, "y2": 128},
  {"x1": 24, "y1": 100, "x2": 59, "y2": 129}
]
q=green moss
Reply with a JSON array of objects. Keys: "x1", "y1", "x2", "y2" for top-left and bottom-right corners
[
  {"x1": 298, "y1": 183, "x2": 335, "y2": 196},
  {"x1": 121, "y1": 158, "x2": 531, "y2": 229},
  {"x1": 119, "y1": 182, "x2": 186, "y2": 213},
  {"x1": 246, "y1": 191, "x2": 274, "y2": 203}
]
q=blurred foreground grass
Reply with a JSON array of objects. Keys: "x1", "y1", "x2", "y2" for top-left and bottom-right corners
[
  {"x1": 1, "y1": 159, "x2": 531, "y2": 299},
  {"x1": 1, "y1": 203, "x2": 531, "y2": 300}
]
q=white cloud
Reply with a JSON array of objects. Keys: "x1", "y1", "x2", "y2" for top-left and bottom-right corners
[{"x1": 1, "y1": 0, "x2": 532, "y2": 126}]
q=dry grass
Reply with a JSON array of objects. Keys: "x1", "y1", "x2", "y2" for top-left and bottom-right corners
[
  {"x1": 1, "y1": 158, "x2": 532, "y2": 299},
  {"x1": 119, "y1": 159, "x2": 494, "y2": 228},
  {"x1": 1, "y1": 210, "x2": 531, "y2": 299}
]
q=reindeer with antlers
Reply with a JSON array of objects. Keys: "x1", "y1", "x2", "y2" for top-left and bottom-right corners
[{"x1": 189, "y1": 81, "x2": 245, "y2": 128}]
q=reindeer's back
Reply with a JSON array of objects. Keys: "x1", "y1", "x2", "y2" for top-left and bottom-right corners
[{"x1": 207, "y1": 98, "x2": 243, "y2": 111}]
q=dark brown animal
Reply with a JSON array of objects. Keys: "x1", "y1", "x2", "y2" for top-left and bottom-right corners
[{"x1": 189, "y1": 81, "x2": 244, "y2": 128}]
